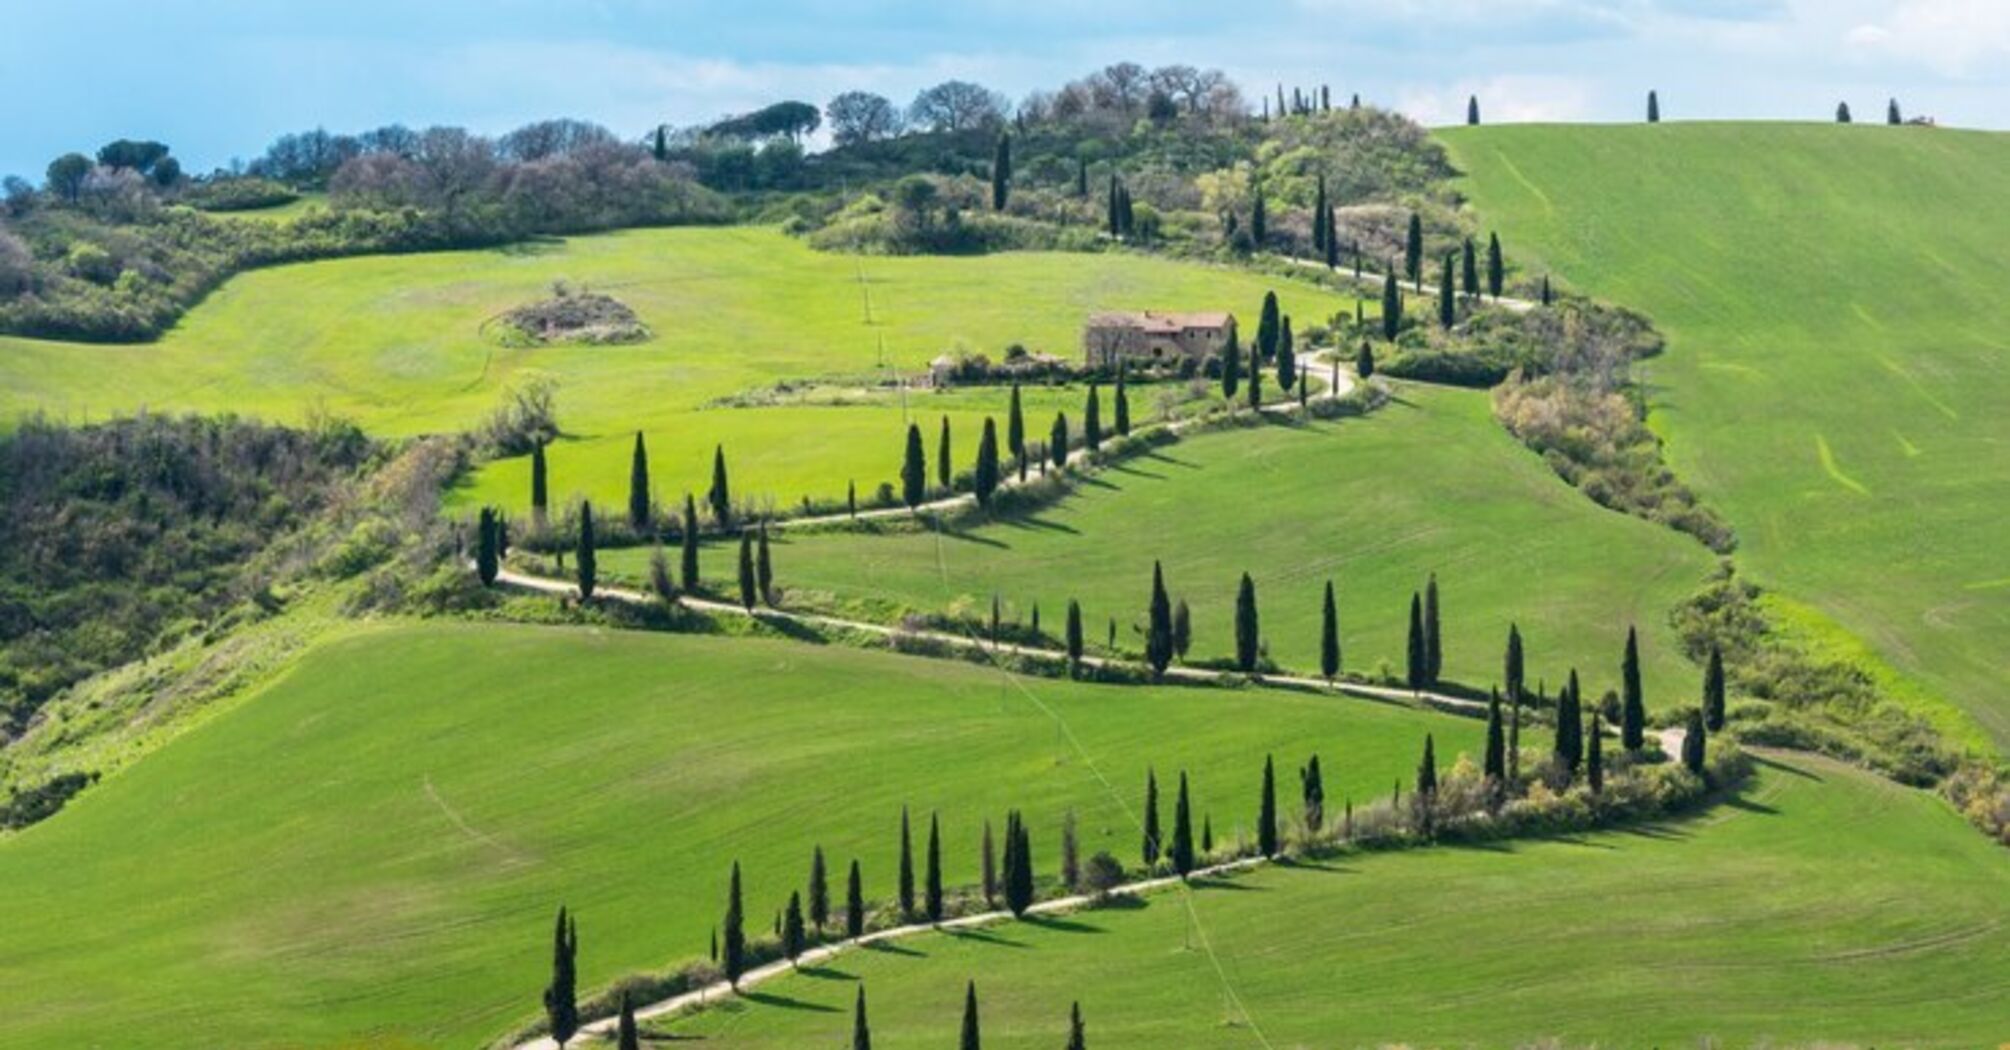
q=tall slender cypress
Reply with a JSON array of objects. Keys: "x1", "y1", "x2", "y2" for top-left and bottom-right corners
[
  {"x1": 1062, "y1": 809, "x2": 1080, "y2": 890},
  {"x1": 708, "y1": 444, "x2": 732, "y2": 527},
  {"x1": 1235, "y1": 572, "x2": 1260, "y2": 672},
  {"x1": 1424, "y1": 573, "x2": 1442, "y2": 685},
  {"x1": 1621, "y1": 626, "x2": 1646, "y2": 751},
  {"x1": 1065, "y1": 600, "x2": 1084, "y2": 672},
  {"x1": 1223, "y1": 331, "x2": 1243, "y2": 401},
  {"x1": 679, "y1": 494, "x2": 700, "y2": 589},
  {"x1": 722, "y1": 862, "x2": 746, "y2": 988},
  {"x1": 1277, "y1": 316, "x2": 1297, "y2": 391},
  {"x1": 809, "y1": 846, "x2": 829, "y2": 933},
  {"x1": 575, "y1": 503, "x2": 598, "y2": 600},
  {"x1": 901, "y1": 423, "x2": 926, "y2": 509},
  {"x1": 755, "y1": 522, "x2": 773, "y2": 605},
  {"x1": 1416, "y1": 734, "x2": 1439, "y2": 835},
  {"x1": 1142, "y1": 769, "x2": 1162, "y2": 866},
  {"x1": 1356, "y1": 341, "x2": 1375, "y2": 378},
  {"x1": 1007, "y1": 384, "x2": 1026, "y2": 471},
  {"x1": 1587, "y1": 710, "x2": 1606, "y2": 793},
  {"x1": 991, "y1": 132, "x2": 1011, "y2": 211},
  {"x1": 1114, "y1": 366, "x2": 1131, "y2": 435},
  {"x1": 1703, "y1": 645, "x2": 1727, "y2": 731},
  {"x1": 616, "y1": 991, "x2": 639, "y2": 1050},
  {"x1": 981, "y1": 820, "x2": 998, "y2": 906},
  {"x1": 1050, "y1": 413, "x2": 1069, "y2": 468},
  {"x1": 937, "y1": 416, "x2": 952, "y2": 491},
  {"x1": 1076, "y1": 157, "x2": 1088, "y2": 197},
  {"x1": 1146, "y1": 560, "x2": 1174, "y2": 675},
  {"x1": 1887, "y1": 98, "x2": 1903, "y2": 125},
  {"x1": 1486, "y1": 232, "x2": 1504, "y2": 299},
  {"x1": 1381, "y1": 270, "x2": 1402, "y2": 340},
  {"x1": 1170, "y1": 771, "x2": 1196, "y2": 877},
  {"x1": 735, "y1": 529, "x2": 756, "y2": 609},
  {"x1": 960, "y1": 981, "x2": 981, "y2": 1050},
  {"x1": 1540, "y1": 274, "x2": 1553, "y2": 305},
  {"x1": 924, "y1": 811, "x2": 944, "y2": 922},
  {"x1": 845, "y1": 859, "x2": 865, "y2": 939},
  {"x1": 782, "y1": 890, "x2": 806, "y2": 962},
  {"x1": 1467, "y1": 95, "x2": 1481, "y2": 125},
  {"x1": 1405, "y1": 592, "x2": 1426, "y2": 690},
  {"x1": 853, "y1": 986, "x2": 873, "y2": 1050},
  {"x1": 1836, "y1": 101, "x2": 1853, "y2": 124},
  {"x1": 1256, "y1": 291, "x2": 1281, "y2": 363},
  {"x1": 1647, "y1": 90, "x2": 1661, "y2": 123},
  {"x1": 1461, "y1": 237, "x2": 1479, "y2": 298},
  {"x1": 1312, "y1": 175, "x2": 1328, "y2": 253},
  {"x1": 1251, "y1": 188, "x2": 1267, "y2": 245},
  {"x1": 476, "y1": 507, "x2": 499, "y2": 585},
  {"x1": 1681, "y1": 710, "x2": 1708, "y2": 775},
  {"x1": 1484, "y1": 689, "x2": 1506, "y2": 783},
  {"x1": 1320, "y1": 579, "x2": 1341, "y2": 681},
  {"x1": 1258, "y1": 755, "x2": 1279, "y2": 857},
  {"x1": 1405, "y1": 212, "x2": 1424, "y2": 291},
  {"x1": 1003, "y1": 811, "x2": 1033, "y2": 915},
  {"x1": 1438, "y1": 253, "x2": 1456, "y2": 328},
  {"x1": 897, "y1": 807, "x2": 915, "y2": 918},
  {"x1": 1084, "y1": 384, "x2": 1102, "y2": 452},
  {"x1": 1301, "y1": 755, "x2": 1325, "y2": 834},
  {"x1": 544, "y1": 906, "x2": 579, "y2": 1047},
  {"x1": 530, "y1": 441, "x2": 549, "y2": 523},
  {"x1": 1555, "y1": 669, "x2": 1583, "y2": 775},
  {"x1": 1173, "y1": 598, "x2": 1192, "y2": 662},
  {"x1": 628, "y1": 431, "x2": 651, "y2": 530},
  {"x1": 1325, "y1": 206, "x2": 1340, "y2": 269},
  {"x1": 974, "y1": 417, "x2": 1000, "y2": 507},
  {"x1": 1248, "y1": 357, "x2": 1263, "y2": 410},
  {"x1": 1506, "y1": 624, "x2": 1525, "y2": 784}
]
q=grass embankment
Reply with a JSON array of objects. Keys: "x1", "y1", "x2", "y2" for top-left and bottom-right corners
[
  {"x1": 0, "y1": 622, "x2": 1472, "y2": 1047},
  {"x1": 1441, "y1": 123, "x2": 2010, "y2": 754},
  {"x1": 609, "y1": 384, "x2": 1717, "y2": 707},
  {"x1": 0, "y1": 225, "x2": 1359, "y2": 512},
  {"x1": 656, "y1": 750, "x2": 2010, "y2": 1048}
]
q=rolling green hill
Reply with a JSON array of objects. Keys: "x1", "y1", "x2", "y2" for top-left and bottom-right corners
[
  {"x1": 655, "y1": 751, "x2": 2010, "y2": 1048},
  {"x1": 0, "y1": 226, "x2": 1357, "y2": 512},
  {"x1": 1440, "y1": 123, "x2": 2010, "y2": 753},
  {"x1": 0, "y1": 622, "x2": 1472, "y2": 1047}
]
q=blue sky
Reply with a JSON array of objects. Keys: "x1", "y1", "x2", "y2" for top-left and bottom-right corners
[{"x1": 3, "y1": 0, "x2": 2003, "y2": 178}]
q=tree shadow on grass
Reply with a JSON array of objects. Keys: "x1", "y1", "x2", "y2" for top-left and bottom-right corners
[
  {"x1": 1108, "y1": 462, "x2": 1169, "y2": 481},
  {"x1": 750, "y1": 612, "x2": 832, "y2": 645},
  {"x1": 1280, "y1": 859, "x2": 1356, "y2": 876},
  {"x1": 935, "y1": 526, "x2": 1010, "y2": 550},
  {"x1": 863, "y1": 940, "x2": 925, "y2": 958},
  {"x1": 1004, "y1": 514, "x2": 1080, "y2": 535},
  {"x1": 1024, "y1": 913, "x2": 1105, "y2": 935},
  {"x1": 1752, "y1": 753, "x2": 1823, "y2": 781},
  {"x1": 945, "y1": 925, "x2": 1029, "y2": 949},
  {"x1": 1723, "y1": 794, "x2": 1780, "y2": 816},
  {"x1": 797, "y1": 964, "x2": 856, "y2": 982},
  {"x1": 743, "y1": 990, "x2": 841, "y2": 1014}
]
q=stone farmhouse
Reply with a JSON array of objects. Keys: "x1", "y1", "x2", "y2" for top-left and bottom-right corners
[{"x1": 1081, "y1": 310, "x2": 1237, "y2": 368}]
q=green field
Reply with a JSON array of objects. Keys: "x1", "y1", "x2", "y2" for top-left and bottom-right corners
[
  {"x1": 611, "y1": 384, "x2": 1718, "y2": 705},
  {"x1": 0, "y1": 621, "x2": 1474, "y2": 1047},
  {"x1": 0, "y1": 225, "x2": 1357, "y2": 512},
  {"x1": 658, "y1": 751, "x2": 2010, "y2": 1048},
  {"x1": 1441, "y1": 123, "x2": 2010, "y2": 753}
]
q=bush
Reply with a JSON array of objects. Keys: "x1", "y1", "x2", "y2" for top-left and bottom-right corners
[
  {"x1": 1080, "y1": 851, "x2": 1126, "y2": 895},
  {"x1": 183, "y1": 177, "x2": 300, "y2": 212}
]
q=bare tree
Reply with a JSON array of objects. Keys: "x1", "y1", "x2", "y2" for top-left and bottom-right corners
[
  {"x1": 498, "y1": 119, "x2": 617, "y2": 162},
  {"x1": 1092, "y1": 62, "x2": 1149, "y2": 112},
  {"x1": 826, "y1": 91, "x2": 903, "y2": 145},
  {"x1": 909, "y1": 81, "x2": 1008, "y2": 133},
  {"x1": 413, "y1": 127, "x2": 498, "y2": 214}
]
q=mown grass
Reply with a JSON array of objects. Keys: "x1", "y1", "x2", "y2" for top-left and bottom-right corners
[
  {"x1": 0, "y1": 621, "x2": 1473, "y2": 1047},
  {"x1": 0, "y1": 225, "x2": 1359, "y2": 511},
  {"x1": 655, "y1": 750, "x2": 2010, "y2": 1048},
  {"x1": 1440, "y1": 123, "x2": 2010, "y2": 754},
  {"x1": 609, "y1": 384, "x2": 1718, "y2": 708}
]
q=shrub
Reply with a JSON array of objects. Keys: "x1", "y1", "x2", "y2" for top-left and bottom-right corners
[{"x1": 1080, "y1": 851, "x2": 1126, "y2": 896}]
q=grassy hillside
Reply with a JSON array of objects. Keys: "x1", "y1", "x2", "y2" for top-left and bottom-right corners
[
  {"x1": 0, "y1": 622, "x2": 1473, "y2": 1047},
  {"x1": 1440, "y1": 123, "x2": 2010, "y2": 753},
  {"x1": 616, "y1": 385, "x2": 1718, "y2": 704},
  {"x1": 0, "y1": 226, "x2": 1358, "y2": 511},
  {"x1": 656, "y1": 751, "x2": 2010, "y2": 1048}
]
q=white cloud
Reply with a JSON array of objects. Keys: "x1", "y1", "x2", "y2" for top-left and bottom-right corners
[
  {"x1": 1398, "y1": 75, "x2": 1597, "y2": 126},
  {"x1": 1839, "y1": 0, "x2": 2010, "y2": 76}
]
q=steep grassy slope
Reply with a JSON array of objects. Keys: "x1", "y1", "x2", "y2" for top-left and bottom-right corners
[
  {"x1": 0, "y1": 226, "x2": 1357, "y2": 510},
  {"x1": 1440, "y1": 123, "x2": 2010, "y2": 752},
  {"x1": 658, "y1": 751, "x2": 2010, "y2": 1048},
  {"x1": 616, "y1": 385, "x2": 1718, "y2": 705},
  {"x1": 0, "y1": 622, "x2": 1470, "y2": 1047}
]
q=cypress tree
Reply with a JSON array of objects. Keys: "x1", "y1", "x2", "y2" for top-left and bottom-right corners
[
  {"x1": 1405, "y1": 212, "x2": 1424, "y2": 291},
  {"x1": 1170, "y1": 770, "x2": 1196, "y2": 877},
  {"x1": 1202, "y1": 813, "x2": 1213, "y2": 854},
  {"x1": 1007, "y1": 384, "x2": 1025, "y2": 470},
  {"x1": 1107, "y1": 174, "x2": 1120, "y2": 236},
  {"x1": 1301, "y1": 755, "x2": 1325, "y2": 834},
  {"x1": 974, "y1": 417, "x2": 1000, "y2": 508},
  {"x1": 1416, "y1": 734, "x2": 1438, "y2": 834},
  {"x1": 1356, "y1": 341, "x2": 1375, "y2": 378},
  {"x1": 1424, "y1": 573, "x2": 1442, "y2": 685},
  {"x1": 1484, "y1": 689, "x2": 1506, "y2": 782},
  {"x1": 1076, "y1": 157, "x2": 1088, "y2": 197},
  {"x1": 722, "y1": 862, "x2": 746, "y2": 989},
  {"x1": 708, "y1": 444, "x2": 732, "y2": 527},
  {"x1": 1050, "y1": 413, "x2": 1069, "y2": 468},
  {"x1": 1703, "y1": 645, "x2": 1726, "y2": 731},
  {"x1": 845, "y1": 859, "x2": 865, "y2": 939},
  {"x1": 1172, "y1": 598, "x2": 1192, "y2": 661},
  {"x1": 1506, "y1": 623, "x2": 1525, "y2": 784},
  {"x1": 1587, "y1": 710, "x2": 1605, "y2": 793},
  {"x1": 1312, "y1": 175, "x2": 1328, "y2": 253},
  {"x1": 1467, "y1": 94, "x2": 1481, "y2": 125},
  {"x1": 991, "y1": 132, "x2": 1011, "y2": 211},
  {"x1": 1084, "y1": 384, "x2": 1102, "y2": 452},
  {"x1": 652, "y1": 124, "x2": 668, "y2": 162},
  {"x1": 1555, "y1": 669, "x2": 1583, "y2": 775},
  {"x1": 1462, "y1": 237, "x2": 1479, "y2": 298},
  {"x1": 960, "y1": 981, "x2": 981, "y2": 1050},
  {"x1": 530, "y1": 441, "x2": 549, "y2": 523},
  {"x1": 1114, "y1": 366, "x2": 1131, "y2": 435},
  {"x1": 1257, "y1": 291, "x2": 1281, "y2": 363},
  {"x1": 1065, "y1": 599, "x2": 1084, "y2": 673},
  {"x1": 1836, "y1": 101, "x2": 1853, "y2": 124},
  {"x1": 897, "y1": 807, "x2": 915, "y2": 919},
  {"x1": 544, "y1": 906, "x2": 579, "y2": 1047},
  {"x1": 937, "y1": 415, "x2": 952, "y2": 492},
  {"x1": 809, "y1": 846, "x2": 830, "y2": 933},
  {"x1": 755, "y1": 522, "x2": 773, "y2": 605},
  {"x1": 901, "y1": 423, "x2": 926, "y2": 509},
  {"x1": 1325, "y1": 206, "x2": 1341, "y2": 269},
  {"x1": 736, "y1": 529, "x2": 756, "y2": 609},
  {"x1": 1067, "y1": 1002, "x2": 1086, "y2": 1050},
  {"x1": 1004, "y1": 811, "x2": 1034, "y2": 916},
  {"x1": 1235, "y1": 572, "x2": 1260, "y2": 672},
  {"x1": 853, "y1": 987, "x2": 873, "y2": 1050},
  {"x1": 1258, "y1": 754, "x2": 1279, "y2": 857},
  {"x1": 1223, "y1": 331, "x2": 1243, "y2": 401},
  {"x1": 1146, "y1": 560, "x2": 1174, "y2": 675},
  {"x1": 679, "y1": 494, "x2": 700, "y2": 590},
  {"x1": 1405, "y1": 592, "x2": 1426, "y2": 690},
  {"x1": 982, "y1": 820, "x2": 997, "y2": 906},
  {"x1": 628, "y1": 431, "x2": 651, "y2": 530},
  {"x1": 1062, "y1": 809, "x2": 1080, "y2": 890},
  {"x1": 1251, "y1": 187, "x2": 1267, "y2": 245},
  {"x1": 924, "y1": 811, "x2": 944, "y2": 922},
  {"x1": 1381, "y1": 270, "x2": 1402, "y2": 340},
  {"x1": 1647, "y1": 90, "x2": 1661, "y2": 123},
  {"x1": 616, "y1": 991, "x2": 639, "y2": 1050},
  {"x1": 1277, "y1": 316, "x2": 1296, "y2": 391},
  {"x1": 1248, "y1": 354, "x2": 1263, "y2": 410},
  {"x1": 1682, "y1": 710, "x2": 1708, "y2": 775},
  {"x1": 1621, "y1": 626, "x2": 1646, "y2": 751},
  {"x1": 1887, "y1": 98, "x2": 1903, "y2": 125},
  {"x1": 782, "y1": 890, "x2": 806, "y2": 962},
  {"x1": 1320, "y1": 579, "x2": 1341, "y2": 681},
  {"x1": 1540, "y1": 274, "x2": 1553, "y2": 305},
  {"x1": 1142, "y1": 769, "x2": 1162, "y2": 867},
  {"x1": 575, "y1": 503, "x2": 598, "y2": 600},
  {"x1": 1438, "y1": 253, "x2": 1456, "y2": 329},
  {"x1": 1485, "y1": 233, "x2": 1504, "y2": 300},
  {"x1": 476, "y1": 507, "x2": 499, "y2": 585}
]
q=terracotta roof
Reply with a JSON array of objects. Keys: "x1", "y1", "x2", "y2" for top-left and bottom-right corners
[{"x1": 1087, "y1": 310, "x2": 1234, "y2": 333}]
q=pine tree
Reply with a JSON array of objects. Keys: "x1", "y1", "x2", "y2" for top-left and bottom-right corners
[
  {"x1": 782, "y1": 890, "x2": 806, "y2": 962},
  {"x1": 735, "y1": 529, "x2": 756, "y2": 609},
  {"x1": 616, "y1": 991, "x2": 639, "y2": 1050},
  {"x1": 804, "y1": 840, "x2": 828, "y2": 933},
  {"x1": 901, "y1": 423, "x2": 926, "y2": 509},
  {"x1": 1356, "y1": 341, "x2": 1375, "y2": 378},
  {"x1": 1587, "y1": 710, "x2": 1605, "y2": 793},
  {"x1": 1301, "y1": 755, "x2": 1325, "y2": 834},
  {"x1": 722, "y1": 862, "x2": 746, "y2": 988},
  {"x1": 1277, "y1": 316, "x2": 1297, "y2": 390},
  {"x1": 991, "y1": 132, "x2": 1011, "y2": 211},
  {"x1": 1065, "y1": 599, "x2": 1085, "y2": 673},
  {"x1": 1007, "y1": 384, "x2": 1025, "y2": 471},
  {"x1": 1836, "y1": 101, "x2": 1853, "y2": 124},
  {"x1": 1699, "y1": 645, "x2": 1726, "y2": 733},
  {"x1": 1647, "y1": 90, "x2": 1661, "y2": 123},
  {"x1": 1621, "y1": 626, "x2": 1646, "y2": 751},
  {"x1": 1084, "y1": 384, "x2": 1102, "y2": 452},
  {"x1": 1484, "y1": 689, "x2": 1506, "y2": 783},
  {"x1": 937, "y1": 415, "x2": 952, "y2": 492},
  {"x1": 1424, "y1": 573, "x2": 1442, "y2": 685},
  {"x1": 852, "y1": 986, "x2": 873, "y2": 1050},
  {"x1": 575, "y1": 502, "x2": 598, "y2": 600},
  {"x1": 628, "y1": 431, "x2": 651, "y2": 530},
  {"x1": 1066, "y1": 1001, "x2": 1086, "y2": 1050},
  {"x1": 845, "y1": 859, "x2": 865, "y2": 938},
  {"x1": 897, "y1": 807, "x2": 915, "y2": 919},
  {"x1": 1235, "y1": 572, "x2": 1260, "y2": 672},
  {"x1": 1223, "y1": 331, "x2": 1243, "y2": 401},
  {"x1": 982, "y1": 820, "x2": 998, "y2": 906},
  {"x1": 1170, "y1": 771, "x2": 1196, "y2": 877},
  {"x1": 1142, "y1": 768, "x2": 1162, "y2": 866},
  {"x1": 924, "y1": 811, "x2": 944, "y2": 922},
  {"x1": 755, "y1": 522, "x2": 773, "y2": 605},
  {"x1": 476, "y1": 507, "x2": 499, "y2": 586},
  {"x1": 1320, "y1": 579, "x2": 1341, "y2": 681},
  {"x1": 1405, "y1": 592, "x2": 1426, "y2": 690},
  {"x1": 974, "y1": 417, "x2": 1001, "y2": 508},
  {"x1": 530, "y1": 441, "x2": 549, "y2": 523},
  {"x1": 544, "y1": 906, "x2": 579, "y2": 1047},
  {"x1": 679, "y1": 494, "x2": 700, "y2": 590},
  {"x1": 1462, "y1": 237, "x2": 1479, "y2": 298},
  {"x1": 1405, "y1": 212, "x2": 1424, "y2": 291},
  {"x1": 960, "y1": 981, "x2": 981, "y2": 1050},
  {"x1": 1172, "y1": 598, "x2": 1192, "y2": 661},
  {"x1": 1146, "y1": 560, "x2": 1174, "y2": 675},
  {"x1": 1467, "y1": 95, "x2": 1481, "y2": 126},
  {"x1": 1486, "y1": 232, "x2": 1504, "y2": 299},
  {"x1": 1258, "y1": 754, "x2": 1279, "y2": 857},
  {"x1": 1050, "y1": 413, "x2": 1069, "y2": 468},
  {"x1": 1114, "y1": 366, "x2": 1131, "y2": 435},
  {"x1": 1251, "y1": 187, "x2": 1267, "y2": 245},
  {"x1": 1682, "y1": 709, "x2": 1708, "y2": 775},
  {"x1": 708, "y1": 444, "x2": 732, "y2": 528},
  {"x1": 1438, "y1": 253, "x2": 1456, "y2": 329},
  {"x1": 1887, "y1": 98, "x2": 1903, "y2": 125},
  {"x1": 1381, "y1": 270, "x2": 1402, "y2": 340}
]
